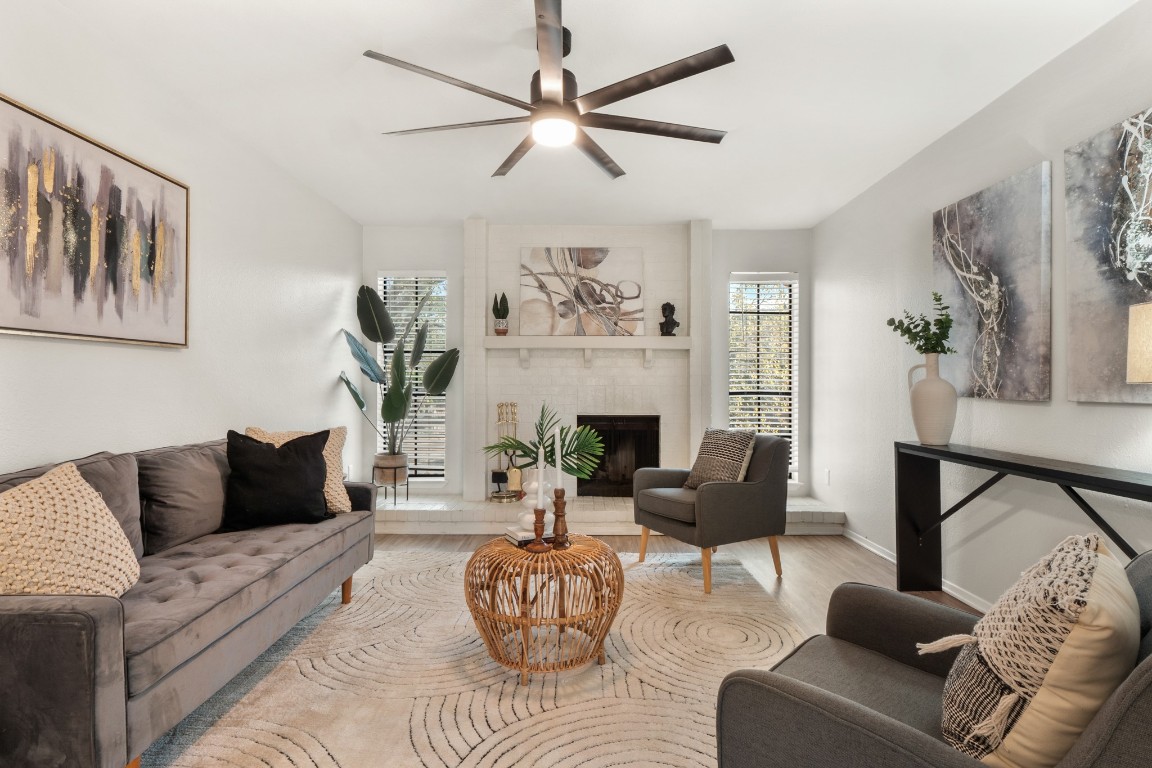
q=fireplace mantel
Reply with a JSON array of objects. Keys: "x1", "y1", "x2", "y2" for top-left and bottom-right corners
[{"x1": 484, "y1": 335, "x2": 691, "y2": 368}]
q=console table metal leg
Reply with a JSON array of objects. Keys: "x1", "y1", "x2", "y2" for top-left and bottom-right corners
[{"x1": 895, "y1": 447, "x2": 942, "y2": 591}]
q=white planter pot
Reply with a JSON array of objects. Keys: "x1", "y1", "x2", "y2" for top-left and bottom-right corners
[
  {"x1": 518, "y1": 468, "x2": 555, "y2": 533},
  {"x1": 908, "y1": 354, "x2": 957, "y2": 446}
]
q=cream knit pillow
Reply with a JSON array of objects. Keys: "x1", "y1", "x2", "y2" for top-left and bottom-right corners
[
  {"x1": 0, "y1": 462, "x2": 140, "y2": 597},
  {"x1": 919, "y1": 534, "x2": 1140, "y2": 768},
  {"x1": 245, "y1": 426, "x2": 352, "y2": 513}
]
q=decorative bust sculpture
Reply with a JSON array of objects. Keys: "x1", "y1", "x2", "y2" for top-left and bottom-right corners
[{"x1": 659, "y1": 302, "x2": 680, "y2": 336}]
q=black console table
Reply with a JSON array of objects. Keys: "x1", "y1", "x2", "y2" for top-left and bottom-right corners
[{"x1": 895, "y1": 442, "x2": 1151, "y2": 591}]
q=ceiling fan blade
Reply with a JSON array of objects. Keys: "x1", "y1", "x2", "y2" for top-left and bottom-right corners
[
  {"x1": 492, "y1": 136, "x2": 536, "y2": 177},
  {"x1": 580, "y1": 113, "x2": 726, "y2": 143},
  {"x1": 535, "y1": 0, "x2": 564, "y2": 105},
  {"x1": 385, "y1": 116, "x2": 531, "y2": 136},
  {"x1": 574, "y1": 129, "x2": 625, "y2": 179},
  {"x1": 363, "y1": 50, "x2": 533, "y2": 111},
  {"x1": 574, "y1": 44, "x2": 735, "y2": 113}
]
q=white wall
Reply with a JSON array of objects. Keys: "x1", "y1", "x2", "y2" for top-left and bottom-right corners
[
  {"x1": 360, "y1": 225, "x2": 465, "y2": 492},
  {"x1": 712, "y1": 230, "x2": 814, "y2": 493},
  {"x1": 0, "y1": 4, "x2": 363, "y2": 474},
  {"x1": 810, "y1": 0, "x2": 1152, "y2": 609}
]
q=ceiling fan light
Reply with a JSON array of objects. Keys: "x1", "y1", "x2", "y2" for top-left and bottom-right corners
[{"x1": 532, "y1": 116, "x2": 576, "y2": 147}]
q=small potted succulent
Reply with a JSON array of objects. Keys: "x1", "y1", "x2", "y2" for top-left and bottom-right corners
[{"x1": 491, "y1": 292, "x2": 509, "y2": 336}]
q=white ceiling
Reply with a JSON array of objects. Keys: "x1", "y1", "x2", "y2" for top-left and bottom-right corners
[{"x1": 58, "y1": 0, "x2": 1138, "y2": 229}]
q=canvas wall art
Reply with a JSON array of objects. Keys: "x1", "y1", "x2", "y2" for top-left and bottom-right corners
[
  {"x1": 932, "y1": 162, "x2": 1052, "y2": 400},
  {"x1": 1066, "y1": 106, "x2": 1152, "y2": 402},
  {"x1": 519, "y1": 246, "x2": 645, "y2": 336},
  {"x1": 0, "y1": 93, "x2": 188, "y2": 347}
]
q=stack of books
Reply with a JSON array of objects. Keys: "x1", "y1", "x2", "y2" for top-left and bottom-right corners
[{"x1": 505, "y1": 526, "x2": 554, "y2": 547}]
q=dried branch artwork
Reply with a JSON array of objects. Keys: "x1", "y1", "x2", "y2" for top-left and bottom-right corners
[
  {"x1": 519, "y1": 247, "x2": 645, "y2": 336},
  {"x1": 931, "y1": 162, "x2": 1051, "y2": 400},
  {"x1": 1066, "y1": 106, "x2": 1152, "y2": 402}
]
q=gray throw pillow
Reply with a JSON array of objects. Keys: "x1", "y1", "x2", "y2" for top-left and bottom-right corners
[
  {"x1": 683, "y1": 429, "x2": 757, "y2": 489},
  {"x1": 136, "y1": 441, "x2": 229, "y2": 555},
  {"x1": 0, "y1": 452, "x2": 144, "y2": 559}
]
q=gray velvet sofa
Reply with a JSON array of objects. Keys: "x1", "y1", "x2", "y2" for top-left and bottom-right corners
[
  {"x1": 716, "y1": 550, "x2": 1152, "y2": 768},
  {"x1": 0, "y1": 439, "x2": 377, "y2": 768}
]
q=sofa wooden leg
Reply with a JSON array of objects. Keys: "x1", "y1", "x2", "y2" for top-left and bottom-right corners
[
  {"x1": 126, "y1": 757, "x2": 141, "y2": 768},
  {"x1": 769, "y1": 535, "x2": 783, "y2": 577},
  {"x1": 638, "y1": 527, "x2": 650, "y2": 562},
  {"x1": 341, "y1": 576, "x2": 353, "y2": 604},
  {"x1": 702, "y1": 546, "x2": 712, "y2": 594}
]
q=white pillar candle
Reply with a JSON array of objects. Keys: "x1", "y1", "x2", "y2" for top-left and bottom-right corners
[
  {"x1": 536, "y1": 443, "x2": 545, "y2": 508},
  {"x1": 555, "y1": 427, "x2": 563, "y2": 490}
]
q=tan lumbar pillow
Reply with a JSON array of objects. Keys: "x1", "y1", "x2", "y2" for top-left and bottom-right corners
[
  {"x1": 919, "y1": 534, "x2": 1140, "y2": 768},
  {"x1": 245, "y1": 426, "x2": 352, "y2": 513},
  {"x1": 0, "y1": 462, "x2": 140, "y2": 597}
]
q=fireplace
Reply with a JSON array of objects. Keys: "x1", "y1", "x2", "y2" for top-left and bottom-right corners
[{"x1": 577, "y1": 415, "x2": 660, "y2": 497}]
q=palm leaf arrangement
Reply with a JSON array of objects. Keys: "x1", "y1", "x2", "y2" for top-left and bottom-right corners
[{"x1": 483, "y1": 404, "x2": 604, "y2": 479}]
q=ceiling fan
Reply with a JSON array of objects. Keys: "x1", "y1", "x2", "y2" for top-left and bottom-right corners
[{"x1": 363, "y1": 0, "x2": 734, "y2": 179}]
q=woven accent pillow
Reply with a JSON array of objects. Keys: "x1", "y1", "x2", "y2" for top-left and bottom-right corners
[
  {"x1": 0, "y1": 462, "x2": 140, "y2": 597},
  {"x1": 919, "y1": 534, "x2": 1140, "y2": 768},
  {"x1": 246, "y1": 426, "x2": 352, "y2": 513},
  {"x1": 683, "y1": 429, "x2": 756, "y2": 490}
]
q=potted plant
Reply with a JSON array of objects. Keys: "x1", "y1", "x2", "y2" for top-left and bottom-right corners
[
  {"x1": 483, "y1": 404, "x2": 604, "y2": 512},
  {"x1": 887, "y1": 291, "x2": 958, "y2": 446},
  {"x1": 340, "y1": 285, "x2": 461, "y2": 484},
  {"x1": 491, "y1": 292, "x2": 510, "y2": 335}
]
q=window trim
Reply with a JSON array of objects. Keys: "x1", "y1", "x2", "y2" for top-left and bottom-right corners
[
  {"x1": 375, "y1": 271, "x2": 450, "y2": 480},
  {"x1": 727, "y1": 272, "x2": 801, "y2": 480}
]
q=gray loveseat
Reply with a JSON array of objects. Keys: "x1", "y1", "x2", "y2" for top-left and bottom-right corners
[
  {"x1": 0, "y1": 439, "x2": 376, "y2": 768},
  {"x1": 716, "y1": 550, "x2": 1152, "y2": 768}
]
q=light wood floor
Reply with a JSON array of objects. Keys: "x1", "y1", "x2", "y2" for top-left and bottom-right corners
[{"x1": 375, "y1": 533, "x2": 977, "y2": 638}]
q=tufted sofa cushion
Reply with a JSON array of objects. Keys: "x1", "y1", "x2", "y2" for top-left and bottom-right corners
[{"x1": 120, "y1": 510, "x2": 372, "y2": 695}]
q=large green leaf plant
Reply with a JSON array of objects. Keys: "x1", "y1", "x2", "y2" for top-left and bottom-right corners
[
  {"x1": 482, "y1": 404, "x2": 604, "y2": 479},
  {"x1": 340, "y1": 285, "x2": 460, "y2": 455}
]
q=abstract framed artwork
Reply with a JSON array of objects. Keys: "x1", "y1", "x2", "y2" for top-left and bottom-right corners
[
  {"x1": 519, "y1": 246, "x2": 645, "y2": 336},
  {"x1": 0, "y1": 93, "x2": 188, "y2": 347},
  {"x1": 1066, "y1": 106, "x2": 1152, "y2": 403},
  {"x1": 932, "y1": 162, "x2": 1052, "y2": 400}
]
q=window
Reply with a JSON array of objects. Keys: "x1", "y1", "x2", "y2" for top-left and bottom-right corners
[
  {"x1": 728, "y1": 274, "x2": 800, "y2": 478},
  {"x1": 376, "y1": 274, "x2": 449, "y2": 479}
]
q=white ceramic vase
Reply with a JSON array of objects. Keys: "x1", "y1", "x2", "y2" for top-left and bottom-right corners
[{"x1": 908, "y1": 353, "x2": 957, "y2": 446}]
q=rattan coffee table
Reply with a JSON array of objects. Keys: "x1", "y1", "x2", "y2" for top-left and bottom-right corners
[{"x1": 464, "y1": 534, "x2": 624, "y2": 685}]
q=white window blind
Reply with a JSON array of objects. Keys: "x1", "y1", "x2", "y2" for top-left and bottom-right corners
[
  {"x1": 728, "y1": 275, "x2": 799, "y2": 477},
  {"x1": 376, "y1": 274, "x2": 448, "y2": 479}
]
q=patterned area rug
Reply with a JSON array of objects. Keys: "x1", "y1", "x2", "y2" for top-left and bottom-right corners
[{"x1": 143, "y1": 550, "x2": 803, "y2": 768}]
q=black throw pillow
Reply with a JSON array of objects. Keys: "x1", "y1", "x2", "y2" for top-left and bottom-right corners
[{"x1": 223, "y1": 429, "x2": 333, "y2": 529}]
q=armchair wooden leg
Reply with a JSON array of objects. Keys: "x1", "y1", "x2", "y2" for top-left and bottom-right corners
[
  {"x1": 341, "y1": 576, "x2": 353, "y2": 604},
  {"x1": 701, "y1": 546, "x2": 712, "y2": 594},
  {"x1": 638, "y1": 527, "x2": 650, "y2": 562},
  {"x1": 769, "y1": 535, "x2": 782, "y2": 577},
  {"x1": 126, "y1": 757, "x2": 141, "y2": 768}
]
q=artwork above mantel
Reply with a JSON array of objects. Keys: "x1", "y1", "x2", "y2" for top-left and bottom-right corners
[{"x1": 483, "y1": 335, "x2": 690, "y2": 369}]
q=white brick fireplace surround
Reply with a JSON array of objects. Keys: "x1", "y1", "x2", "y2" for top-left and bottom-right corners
[{"x1": 465, "y1": 220, "x2": 707, "y2": 491}]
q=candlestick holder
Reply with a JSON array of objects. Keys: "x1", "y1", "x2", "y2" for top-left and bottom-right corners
[
  {"x1": 551, "y1": 488, "x2": 570, "y2": 550},
  {"x1": 524, "y1": 506, "x2": 552, "y2": 553}
]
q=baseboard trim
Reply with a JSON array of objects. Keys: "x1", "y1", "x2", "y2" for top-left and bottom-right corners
[
  {"x1": 843, "y1": 529, "x2": 895, "y2": 562},
  {"x1": 841, "y1": 530, "x2": 989, "y2": 612}
]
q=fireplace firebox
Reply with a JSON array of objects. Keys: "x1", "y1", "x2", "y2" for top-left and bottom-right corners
[{"x1": 577, "y1": 415, "x2": 660, "y2": 497}]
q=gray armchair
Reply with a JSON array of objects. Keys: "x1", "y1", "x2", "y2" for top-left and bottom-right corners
[
  {"x1": 716, "y1": 550, "x2": 1152, "y2": 768},
  {"x1": 633, "y1": 434, "x2": 790, "y2": 593}
]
